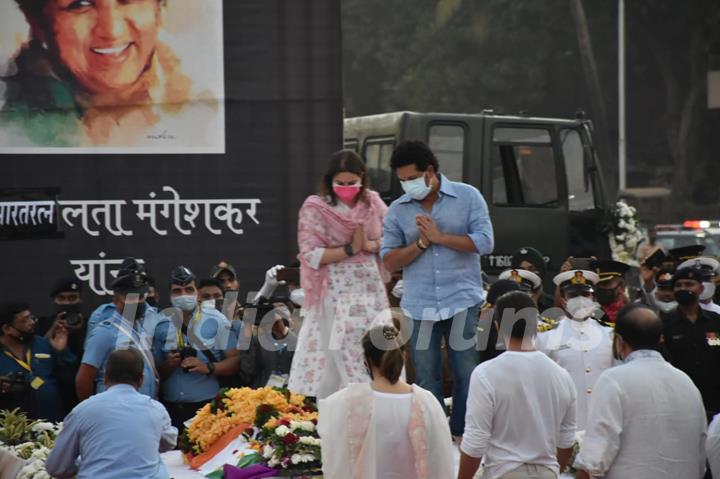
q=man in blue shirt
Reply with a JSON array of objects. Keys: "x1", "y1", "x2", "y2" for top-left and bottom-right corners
[
  {"x1": 156, "y1": 269, "x2": 239, "y2": 431},
  {"x1": 0, "y1": 302, "x2": 75, "y2": 422},
  {"x1": 381, "y1": 140, "x2": 494, "y2": 438},
  {"x1": 76, "y1": 271, "x2": 160, "y2": 400},
  {"x1": 46, "y1": 349, "x2": 177, "y2": 479},
  {"x1": 86, "y1": 258, "x2": 164, "y2": 338}
]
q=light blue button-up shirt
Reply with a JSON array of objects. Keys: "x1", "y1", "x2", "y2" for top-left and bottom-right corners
[
  {"x1": 154, "y1": 305, "x2": 236, "y2": 403},
  {"x1": 45, "y1": 384, "x2": 177, "y2": 479},
  {"x1": 87, "y1": 302, "x2": 164, "y2": 338},
  {"x1": 81, "y1": 312, "x2": 158, "y2": 398},
  {"x1": 381, "y1": 175, "x2": 494, "y2": 320}
]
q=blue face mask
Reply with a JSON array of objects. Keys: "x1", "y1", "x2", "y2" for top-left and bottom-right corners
[
  {"x1": 400, "y1": 173, "x2": 432, "y2": 200},
  {"x1": 171, "y1": 295, "x2": 197, "y2": 312}
]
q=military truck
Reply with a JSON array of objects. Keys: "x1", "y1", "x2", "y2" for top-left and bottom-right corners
[{"x1": 344, "y1": 111, "x2": 612, "y2": 282}]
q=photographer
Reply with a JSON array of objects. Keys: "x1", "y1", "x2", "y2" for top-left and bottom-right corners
[
  {"x1": 0, "y1": 302, "x2": 75, "y2": 422},
  {"x1": 155, "y1": 268, "x2": 240, "y2": 432},
  {"x1": 37, "y1": 278, "x2": 86, "y2": 355},
  {"x1": 37, "y1": 278, "x2": 87, "y2": 414},
  {"x1": 249, "y1": 299, "x2": 298, "y2": 388}
]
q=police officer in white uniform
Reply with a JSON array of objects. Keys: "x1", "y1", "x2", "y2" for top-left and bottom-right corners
[{"x1": 535, "y1": 269, "x2": 614, "y2": 430}]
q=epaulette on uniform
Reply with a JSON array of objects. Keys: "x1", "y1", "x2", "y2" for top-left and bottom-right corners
[
  {"x1": 593, "y1": 316, "x2": 615, "y2": 329},
  {"x1": 537, "y1": 316, "x2": 560, "y2": 333}
]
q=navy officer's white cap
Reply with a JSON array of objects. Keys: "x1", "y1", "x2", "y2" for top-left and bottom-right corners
[
  {"x1": 553, "y1": 269, "x2": 600, "y2": 289},
  {"x1": 499, "y1": 269, "x2": 542, "y2": 291},
  {"x1": 677, "y1": 256, "x2": 720, "y2": 275}
]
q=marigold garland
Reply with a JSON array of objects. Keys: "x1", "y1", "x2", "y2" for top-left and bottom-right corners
[{"x1": 186, "y1": 387, "x2": 310, "y2": 453}]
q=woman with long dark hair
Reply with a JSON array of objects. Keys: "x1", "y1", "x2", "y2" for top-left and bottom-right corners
[
  {"x1": 288, "y1": 150, "x2": 392, "y2": 398},
  {"x1": 318, "y1": 325, "x2": 454, "y2": 479}
]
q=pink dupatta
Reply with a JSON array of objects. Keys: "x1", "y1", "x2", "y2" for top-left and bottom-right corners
[{"x1": 297, "y1": 190, "x2": 389, "y2": 311}]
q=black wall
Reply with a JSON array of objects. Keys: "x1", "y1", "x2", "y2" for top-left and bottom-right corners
[{"x1": 1, "y1": 0, "x2": 343, "y2": 314}]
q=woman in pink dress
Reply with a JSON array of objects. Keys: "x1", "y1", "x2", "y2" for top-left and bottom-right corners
[{"x1": 288, "y1": 150, "x2": 391, "y2": 398}]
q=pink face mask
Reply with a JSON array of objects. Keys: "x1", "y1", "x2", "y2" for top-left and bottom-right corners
[{"x1": 333, "y1": 184, "x2": 361, "y2": 204}]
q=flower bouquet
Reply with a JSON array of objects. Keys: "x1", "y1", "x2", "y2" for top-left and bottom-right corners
[
  {"x1": 0, "y1": 409, "x2": 63, "y2": 479},
  {"x1": 250, "y1": 411, "x2": 321, "y2": 475},
  {"x1": 179, "y1": 387, "x2": 321, "y2": 477},
  {"x1": 608, "y1": 200, "x2": 643, "y2": 266}
]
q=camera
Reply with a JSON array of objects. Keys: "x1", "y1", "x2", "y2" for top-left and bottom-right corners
[
  {"x1": 242, "y1": 300, "x2": 283, "y2": 326},
  {"x1": 178, "y1": 346, "x2": 197, "y2": 373},
  {"x1": 64, "y1": 311, "x2": 82, "y2": 327}
]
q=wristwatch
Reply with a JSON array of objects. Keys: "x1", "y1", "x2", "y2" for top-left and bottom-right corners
[
  {"x1": 206, "y1": 362, "x2": 216, "y2": 376},
  {"x1": 344, "y1": 244, "x2": 355, "y2": 257},
  {"x1": 416, "y1": 238, "x2": 428, "y2": 250}
]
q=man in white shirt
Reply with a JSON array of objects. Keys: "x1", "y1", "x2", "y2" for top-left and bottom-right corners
[
  {"x1": 535, "y1": 269, "x2": 614, "y2": 430},
  {"x1": 458, "y1": 292, "x2": 577, "y2": 479},
  {"x1": 708, "y1": 414, "x2": 720, "y2": 478},
  {"x1": 575, "y1": 303, "x2": 707, "y2": 479}
]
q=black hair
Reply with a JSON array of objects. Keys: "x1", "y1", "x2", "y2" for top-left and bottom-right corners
[
  {"x1": 0, "y1": 302, "x2": 29, "y2": 329},
  {"x1": 320, "y1": 150, "x2": 368, "y2": 206},
  {"x1": 362, "y1": 325, "x2": 405, "y2": 384},
  {"x1": 390, "y1": 141, "x2": 440, "y2": 172},
  {"x1": 615, "y1": 303, "x2": 662, "y2": 350},
  {"x1": 486, "y1": 280, "x2": 521, "y2": 306},
  {"x1": 494, "y1": 291, "x2": 538, "y2": 340},
  {"x1": 105, "y1": 349, "x2": 145, "y2": 386},
  {"x1": 197, "y1": 278, "x2": 224, "y2": 291}
]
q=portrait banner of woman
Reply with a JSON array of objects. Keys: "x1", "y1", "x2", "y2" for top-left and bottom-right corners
[{"x1": 0, "y1": 0, "x2": 225, "y2": 153}]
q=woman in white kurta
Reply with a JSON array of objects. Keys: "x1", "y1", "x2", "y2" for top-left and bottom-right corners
[
  {"x1": 288, "y1": 150, "x2": 391, "y2": 398},
  {"x1": 318, "y1": 325, "x2": 454, "y2": 479}
]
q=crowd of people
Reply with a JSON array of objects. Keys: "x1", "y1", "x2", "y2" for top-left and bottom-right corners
[{"x1": 1, "y1": 141, "x2": 720, "y2": 478}]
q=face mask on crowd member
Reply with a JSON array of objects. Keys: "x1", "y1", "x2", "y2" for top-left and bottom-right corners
[
  {"x1": 331, "y1": 172, "x2": 363, "y2": 206},
  {"x1": 700, "y1": 281, "x2": 716, "y2": 302},
  {"x1": 0, "y1": 305, "x2": 38, "y2": 344},
  {"x1": 110, "y1": 268, "x2": 151, "y2": 322},
  {"x1": 321, "y1": 151, "x2": 368, "y2": 208},
  {"x1": 390, "y1": 141, "x2": 441, "y2": 202},
  {"x1": 197, "y1": 278, "x2": 225, "y2": 313},
  {"x1": 592, "y1": 260, "x2": 630, "y2": 306},
  {"x1": 115, "y1": 293, "x2": 148, "y2": 322},
  {"x1": 553, "y1": 270, "x2": 601, "y2": 320},
  {"x1": 170, "y1": 266, "x2": 199, "y2": 313},
  {"x1": 672, "y1": 268, "x2": 704, "y2": 308}
]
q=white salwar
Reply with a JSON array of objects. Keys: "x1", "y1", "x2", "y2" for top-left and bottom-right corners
[{"x1": 318, "y1": 383, "x2": 454, "y2": 479}]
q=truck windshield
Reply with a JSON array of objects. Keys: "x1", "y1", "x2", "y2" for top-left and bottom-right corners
[{"x1": 561, "y1": 128, "x2": 595, "y2": 211}]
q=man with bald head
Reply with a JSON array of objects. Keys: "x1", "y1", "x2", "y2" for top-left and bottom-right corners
[{"x1": 574, "y1": 304, "x2": 707, "y2": 479}]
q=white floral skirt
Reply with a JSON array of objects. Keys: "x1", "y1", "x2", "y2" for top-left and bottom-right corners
[{"x1": 288, "y1": 259, "x2": 391, "y2": 398}]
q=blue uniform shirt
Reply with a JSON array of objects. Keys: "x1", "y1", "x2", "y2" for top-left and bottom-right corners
[
  {"x1": 45, "y1": 384, "x2": 177, "y2": 479},
  {"x1": 380, "y1": 175, "x2": 494, "y2": 320},
  {"x1": 155, "y1": 305, "x2": 236, "y2": 403},
  {"x1": 0, "y1": 337, "x2": 75, "y2": 422},
  {"x1": 86, "y1": 302, "x2": 117, "y2": 333},
  {"x1": 87, "y1": 302, "x2": 164, "y2": 337},
  {"x1": 81, "y1": 312, "x2": 158, "y2": 398}
]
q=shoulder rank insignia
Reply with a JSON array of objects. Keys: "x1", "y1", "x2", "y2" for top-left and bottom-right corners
[
  {"x1": 537, "y1": 316, "x2": 560, "y2": 333},
  {"x1": 593, "y1": 316, "x2": 615, "y2": 328}
]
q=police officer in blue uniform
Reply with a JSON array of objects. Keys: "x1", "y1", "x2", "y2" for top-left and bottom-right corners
[
  {"x1": 86, "y1": 258, "x2": 166, "y2": 340},
  {"x1": 76, "y1": 271, "x2": 160, "y2": 401},
  {"x1": 155, "y1": 267, "x2": 240, "y2": 431},
  {"x1": 0, "y1": 302, "x2": 75, "y2": 421}
]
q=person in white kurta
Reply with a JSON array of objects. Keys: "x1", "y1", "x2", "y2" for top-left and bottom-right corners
[
  {"x1": 318, "y1": 325, "x2": 453, "y2": 479},
  {"x1": 708, "y1": 414, "x2": 720, "y2": 478},
  {"x1": 535, "y1": 269, "x2": 614, "y2": 430},
  {"x1": 575, "y1": 304, "x2": 707, "y2": 479}
]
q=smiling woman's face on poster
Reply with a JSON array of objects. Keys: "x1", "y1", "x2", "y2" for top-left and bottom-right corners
[
  {"x1": 0, "y1": 0, "x2": 225, "y2": 153},
  {"x1": 42, "y1": 0, "x2": 162, "y2": 94}
]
